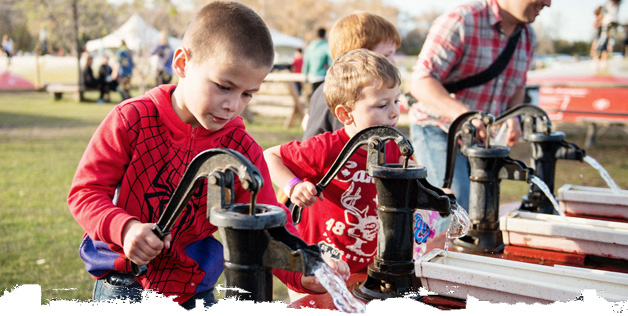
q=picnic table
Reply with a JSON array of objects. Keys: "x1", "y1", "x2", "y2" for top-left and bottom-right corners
[
  {"x1": 527, "y1": 73, "x2": 628, "y2": 148},
  {"x1": 45, "y1": 83, "x2": 97, "y2": 102}
]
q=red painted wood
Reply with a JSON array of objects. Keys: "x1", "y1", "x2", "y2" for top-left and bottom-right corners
[{"x1": 503, "y1": 245, "x2": 586, "y2": 266}]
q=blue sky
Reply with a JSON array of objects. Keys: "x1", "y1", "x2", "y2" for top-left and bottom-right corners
[{"x1": 385, "y1": 0, "x2": 628, "y2": 42}]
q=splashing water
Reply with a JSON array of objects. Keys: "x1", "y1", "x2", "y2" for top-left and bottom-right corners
[
  {"x1": 444, "y1": 203, "x2": 471, "y2": 253},
  {"x1": 583, "y1": 156, "x2": 622, "y2": 194},
  {"x1": 313, "y1": 262, "x2": 366, "y2": 313},
  {"x1": 529, "y1": 175, "x2": 568, "y2": 223}
]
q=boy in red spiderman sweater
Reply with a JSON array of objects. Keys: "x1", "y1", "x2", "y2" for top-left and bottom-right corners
[{"x1": 67, "y1": 1, "x2": 347, "y2": 309}]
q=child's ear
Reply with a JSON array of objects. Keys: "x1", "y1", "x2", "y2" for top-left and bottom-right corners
[
  {"x1": 334, "y1": 104, "x2": 353, "y2": 125},
  {"x1": 172, "y1": 47, "x2": 189, "y2": 78}
]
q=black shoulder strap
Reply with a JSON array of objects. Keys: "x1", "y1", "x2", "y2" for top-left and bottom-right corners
[{"x1": 443, "y1": 27, "x2": 522, "y2": 94}]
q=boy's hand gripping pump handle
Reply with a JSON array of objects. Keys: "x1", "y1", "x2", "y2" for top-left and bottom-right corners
[
  {"x1": 290, "y1": 125, "x2": 414, "y2": 224},
  {"x1": 130, "y1": 148, "x2": 263, "y2": 277}
]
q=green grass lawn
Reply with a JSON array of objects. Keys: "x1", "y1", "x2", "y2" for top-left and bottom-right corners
[{"x1": 1, "y1": 90, "x2": 626, "y2": 305}]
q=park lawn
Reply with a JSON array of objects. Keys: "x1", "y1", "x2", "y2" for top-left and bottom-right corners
[
  {"x1": 1, "y1": 90, "x2": 627, "y2": 305},
  {"x1": 0, "y1": 90, "x2": 303, "y2": 304}
]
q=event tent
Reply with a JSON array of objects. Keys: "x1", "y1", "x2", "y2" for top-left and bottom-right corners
[
  {"x1": 85, "y1": 14, "x2": 182, "y2": 54},
  {"x1": 85, "y1": 14, "x2": 304, "y2": 66},
  {"x1": 270, "y1": 28, "x2": 304, "y2": 66}
]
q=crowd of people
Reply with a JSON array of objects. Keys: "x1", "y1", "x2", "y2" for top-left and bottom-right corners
[{"x1": 66, "y1": 0, "x2": 557, "y2": 310}]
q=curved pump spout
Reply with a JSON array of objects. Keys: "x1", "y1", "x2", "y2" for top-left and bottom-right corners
[
  {"x1": 444, "y1": 111, "x2": 533, "y2": 253},
  {"x1": 291, "y1": 125, "x2": 415, "y2": 224},
  {"x1": 494, "y1": 104, "x2": 586, "y2": 214},
  {"x1": 132, "y1": 148, "x2": 325, "y2": 302}
]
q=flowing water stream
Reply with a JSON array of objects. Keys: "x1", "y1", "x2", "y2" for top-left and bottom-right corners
[
  {"x1": 583, "y1": 155, "x2": 622, "y2": 194},
  {"x1": 529, "y1": 175, "x2": 568, "y2": 222},
  {"x1": 444, "y1": 202, "x2": 471, "y2": 253},
  {"x1": 313, "y1": 262, "x2": 366, "y2": 313}
]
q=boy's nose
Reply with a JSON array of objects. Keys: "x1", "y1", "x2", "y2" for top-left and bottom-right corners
[
  {"x1": 390, "y1": 105, "x2": 400, "y2": 119},
  {"x1": 223, "y1": 95, "x2": 240, "y2": 112}
]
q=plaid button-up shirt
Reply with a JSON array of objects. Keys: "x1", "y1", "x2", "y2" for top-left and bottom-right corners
[{"x1": 410, "y1": 0, "x2": 536, "y2": 131}]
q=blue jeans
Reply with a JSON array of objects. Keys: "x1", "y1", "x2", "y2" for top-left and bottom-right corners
[
  {"x1": 93, "y1": 272, "x2": 217, "y2": 309},
  {"x1": 410, "y1": 124, "x2": 470, "y2": 234}
]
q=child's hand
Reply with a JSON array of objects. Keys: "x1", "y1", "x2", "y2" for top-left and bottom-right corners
[
  {"x1": 290, "y1": 181, "x2": 325, "y2": 208},
  {"x1": 300, "y1": 258, "x2": 351, "y2": 293},
  {"x1": 122, "y1": 220, "x2": 172, "y2": 266}
]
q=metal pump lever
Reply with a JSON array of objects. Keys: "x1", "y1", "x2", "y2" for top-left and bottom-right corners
[
  {"x1": 494, "y1": 103, "x2": 552, "y2": 135},
  {"x1": 291, "y1": 125, "x2": 414, "y2": 224},
  {"x1": 493, "y1": 104, "x2": 585, "y2": 213},
  {"x1": 494, "y1": 104, "x2": 585, "y2": 161},
  {"x1": 443, "y1": 111, "x2": 491, "y2": 189},
  {"x1": 130, "y1": 148, "x2": 263, "y2": 276}
]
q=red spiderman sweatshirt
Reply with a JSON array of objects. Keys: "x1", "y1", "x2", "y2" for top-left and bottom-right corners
[{"x1": 68, "y1": 84, "x2": 309, "y2": 304}]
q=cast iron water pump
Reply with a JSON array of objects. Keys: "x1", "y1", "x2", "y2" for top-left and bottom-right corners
[
  {"x1": 444, "y1": 111, "x2": 533, "y2": 253},
  {"x1": 494, "y1": 104, "x2": 585, "y2": 214},
  {"x1": 288, "y1": 126, "x2": 456, "y2": 300},
  {"x1": 131, "y1": 148, "x2": 324, "y2": 302}
]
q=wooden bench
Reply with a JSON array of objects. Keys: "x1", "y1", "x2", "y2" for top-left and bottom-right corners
[{"x1": 46, "y1": 84, "x2": 97, "y2": 102}]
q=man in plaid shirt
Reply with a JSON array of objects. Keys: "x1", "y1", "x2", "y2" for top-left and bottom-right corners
[{"x1": 408, "y1": 0, "x2": 551, "y2": 233}]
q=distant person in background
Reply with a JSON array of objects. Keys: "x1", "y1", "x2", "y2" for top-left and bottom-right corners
[
  {"x1": 2, "y1": 34, "x2": 14, "y2": 66},
  {"x1": 151, "y1": 31, "x2": 174, "y2": 86},
  {"x1": 97, "y1": 56, "x2": 118, "y2": 103},
  {"x1": 38, "y1": 28, "x2": 49, "y2": 55},
  {"x1": 597, "y1": 0, "x2": 622, "y2": 71},
  {"x1": 116, "y1": 40, "x2": 133, "y2": 100},
  {"x1": 81, "y1": 52, "x2": 99, "y2": 91},
  {"x1": 291, "y1": 48, "x2": 303, "y2": 95},
  {"x1": 303, "y1": 27, "x2": 332, "y2": 96},
  {"x1": 590, "y1": 6, "x2": 604, "y2": 61}
]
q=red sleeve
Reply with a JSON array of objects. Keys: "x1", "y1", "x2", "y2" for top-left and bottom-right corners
[
  {"x1": 279, "y1": 136, "x2": 331, "y2": 183},
  {"x1": 67, "y1": 106, "x2": 138, "y2": 250}
]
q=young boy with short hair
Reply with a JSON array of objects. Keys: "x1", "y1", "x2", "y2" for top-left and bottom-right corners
[
  {"x1": 265, "y1": 49, "x2": 404, "y2": 276},
  {"x1": 301, "y1": 11, "x2": 402, "y2": 140},
  {"x1": 68, "y1": 1, "x2": 345, "y2": 309}
]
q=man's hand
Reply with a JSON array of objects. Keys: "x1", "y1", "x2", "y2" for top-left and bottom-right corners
[
  {"x1": 505, "y1": 117, "x2": 522, "y2": 147},
  {"x1": 122, "y1": 220, "x2": 171, "y2": 266},
  {"x1": 471, "y1": 118, "x2": 488, "y2": 142}
]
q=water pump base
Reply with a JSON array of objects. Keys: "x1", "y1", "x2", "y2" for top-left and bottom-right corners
[
  {"x1": 352, "y1": 267, "x2": 419, "y2": 301},
  {"x1": 450, "y1": 229, "x2": 505, "y2": 254}
]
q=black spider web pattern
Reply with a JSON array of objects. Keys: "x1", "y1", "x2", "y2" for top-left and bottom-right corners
[{"x1": 114, "y1": 101, "x2": 265, "y2": 297}]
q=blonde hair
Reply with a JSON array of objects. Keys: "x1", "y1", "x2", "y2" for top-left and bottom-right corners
[
  {"x1": 182, "y1": 1, "x2": 274, "y2": 68},
  {"x1": 329, "y1": 11, "x2": 401, "y2": 60},
  {"x1": 324, "y1": 49, "x2": 400, "y2": 115}
]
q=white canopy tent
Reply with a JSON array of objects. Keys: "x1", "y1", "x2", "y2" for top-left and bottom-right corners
[
  {"x1": 85, "y1": 14, "x2": 304, "y2": 71},
  {"x1": 270, "y1": 28, "x2": 304, "y2": 67},
  {"x1": 85, "y1": 14, "x2": 182, "y2": 54}
]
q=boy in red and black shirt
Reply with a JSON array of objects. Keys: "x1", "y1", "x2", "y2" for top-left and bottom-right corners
[
  {"x1": 68, "y1": 1, "x2": 347, "y2": 309},
  {"x1": 265, "y1": 49, "x2": 406, "y2": 277}
]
